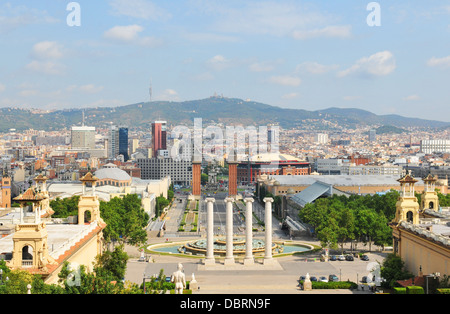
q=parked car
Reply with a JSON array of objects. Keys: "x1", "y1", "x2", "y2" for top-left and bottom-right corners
[
  {"x1": 319, "y1": 276, "x2": 328, "y2": 283},
  {"x1": 345, "y1": 255, "x2": 354, "y2": 261},
  {"x1": 310, "y1": 276, "x2": 318, "y2": 282},
  {"x1": 362, "y1": 275, "x2": 375, "y2": 283},
  {"x1": 329, "y1": 274, "x2": 339, "y2": 282},
  {"x1": 361, "y1": 255, "x2": 369, "y2": 261},
  {"x1": 337, "y1": 255, "x2": 345, "y2": 261},
  {"x1": 329, "y1": 255, "x2": 337, "y2": 261},
  {"x1": 299, "y1": 275, "x2": 306, "y2": 282},
  {"x1": 165, "y1": 276, "x2": 172, "y2": 283}
]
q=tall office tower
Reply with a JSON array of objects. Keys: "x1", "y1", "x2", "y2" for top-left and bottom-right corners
[
  {"x1": 71, "y1": 126, "x2": 96, "y2": 149},
  {"x1": 109, "y1": 126, "x2": 119, "y2": 159},
  {"x1": 369, "y1": 129, "x2": 377, "y2": 142},
  {"x1": 152, "y1": 121, "x2": 167, "y2": 158},
  {"x1": 109, "y1": 126, "x2": 129, "y2": 161},
  {"x1": 118, "y1": 127, "x2": 129, "y2": 161}
]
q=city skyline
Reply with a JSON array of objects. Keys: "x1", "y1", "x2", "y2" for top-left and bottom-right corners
[{"x1": 1, "y1": 1, "x2": 450, "y2": 122}]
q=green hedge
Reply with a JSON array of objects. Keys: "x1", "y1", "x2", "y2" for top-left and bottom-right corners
[
  {"x1": 393, "y1": 287, "x2": 407, "y2": 294},
  {"x1": 406, "y1": 286, "x2": 424, "y2": 294},
  {"x1": 299, "y1": 280, "x2": 357, "y2": 290},
  {"x1": 437, "y1": 289, "x2": 450, "y2": 294}
]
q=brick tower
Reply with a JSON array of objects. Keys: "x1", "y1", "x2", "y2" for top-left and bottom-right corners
[
  {"x1": 1, "y1": 173, "x2": 11, "y2": 208},
  {"x1": 192, "y1": 161, "x2": 202, "y2": 198}
]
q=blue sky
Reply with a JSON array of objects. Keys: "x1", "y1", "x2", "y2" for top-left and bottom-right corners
[{"x1": 1, "y1": 0, "x2": 450, "y2": 122}]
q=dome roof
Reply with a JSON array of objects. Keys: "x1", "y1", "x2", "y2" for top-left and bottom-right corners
[{"x1": 95, "y1": 164, "x2": 131, "y2": 182}]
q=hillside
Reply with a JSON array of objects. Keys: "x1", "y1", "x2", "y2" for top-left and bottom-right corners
[{"x1": 0, "y1": 97, "x2": 448, "y2": 132}]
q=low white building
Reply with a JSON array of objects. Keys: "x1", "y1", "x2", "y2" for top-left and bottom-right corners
[{"x1": 47, "y1": 164, "x2": 171, "y2": 218}]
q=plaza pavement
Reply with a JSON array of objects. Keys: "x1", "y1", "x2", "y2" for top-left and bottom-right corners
[
  {"x1": 125, "y1": 193, "x2": 385, "y2": 295},
  {"x1": 124, "y1": 238, "x2": 385, "y2": 294}
]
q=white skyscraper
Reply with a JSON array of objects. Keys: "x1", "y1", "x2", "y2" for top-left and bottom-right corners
[{"x1": 71, "y1": 126, "x2": 96, "y2": 149}]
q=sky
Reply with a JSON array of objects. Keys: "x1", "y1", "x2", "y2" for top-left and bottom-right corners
[{"x1": 1, "y1": 0, "x2": 450, "y2": 122}]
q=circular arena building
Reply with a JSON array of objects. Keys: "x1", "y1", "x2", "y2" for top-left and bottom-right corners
[{"x1": 94, "y1": 163, "x2": 132, "y2": 187}]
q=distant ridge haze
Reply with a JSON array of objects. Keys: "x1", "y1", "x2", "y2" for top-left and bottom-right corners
[{"x1": 0, "y1": 97, "x2": 448, "y2": 132}]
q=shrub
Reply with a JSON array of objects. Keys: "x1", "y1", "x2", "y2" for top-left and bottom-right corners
[
  {"x1": 406, "y1": 286, "x2": 424, "y2": 294},
  {"x1": 437, "y1": 289, "x2": 450, "y2": 294},
  {"x1": 299, "y1": 280, "x2": 357, "y2": 290},
  {"x1": 393, "y1": 287, "x2": 407, "y2": 294}
]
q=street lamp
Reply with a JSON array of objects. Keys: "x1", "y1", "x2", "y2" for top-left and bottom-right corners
[{"x1": 142, "y1": 272, "x2": 151, "y2": 294}]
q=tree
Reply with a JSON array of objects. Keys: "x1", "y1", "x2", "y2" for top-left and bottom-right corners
[
  {"x1": 100, "y1": 194, "x2": 149, "y2": 246},
  {"x1": 50, "y1": 195, "x2": 80, "y2": 218},
  {"x1": 298, "y1": 192, "x2": 394, "y2": 251},
  {"x1": 380, "y1": 253, "x2": 414, "y2": 288},
  {"x1": 95, "y1": 245, "x2": 129, "y2": 281},
  {"x1": 201, "y1": 173, "x2": 208, "y2": 185},
  {"x1": 155, "y1": 195, "x2": 169, "y2": 218}
]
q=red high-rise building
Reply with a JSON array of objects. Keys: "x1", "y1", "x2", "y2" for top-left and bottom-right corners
[{"x1": 152, "y1": 121, "x2": 167, "y2": 158}]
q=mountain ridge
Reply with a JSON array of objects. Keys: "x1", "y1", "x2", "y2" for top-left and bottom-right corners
[{"x1": 0, "y1": 97, "x2": 448, "y2": 132}]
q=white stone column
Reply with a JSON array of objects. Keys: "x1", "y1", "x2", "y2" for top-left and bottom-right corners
[
  {"x1": 244, "y1": 197, "x2": 254, "y2": 265},
  {"x1": 263, "y1": 197, "x2": 274, "y2": 264},
  {"x1": 205, "y1": 198, "x2": 216, "y2": 265},
  {"x1": 224, "y1": 197, "x2": 235, "y2": 265}
]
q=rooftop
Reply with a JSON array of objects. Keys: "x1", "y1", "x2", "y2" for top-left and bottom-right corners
[
  {"x1": 290, "y1": 181, "x2": 333, "y2": 208},
  {"x1": 95, "y1": 164, "x2": 131, "y2": 182},
  {"x1": 267, "y1": 175, "x2": 425, "y2": 187},
  {"x1": 0, "y1": 223, "x2": 92, "y2": 260}
]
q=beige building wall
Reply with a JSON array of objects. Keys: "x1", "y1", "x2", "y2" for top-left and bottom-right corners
[
  {"x1": 44, "y1": 231, "x2": 103, "y2": 285},
  {"x1": 393, "y1": 228, "x2": 450, "y2": 276}
]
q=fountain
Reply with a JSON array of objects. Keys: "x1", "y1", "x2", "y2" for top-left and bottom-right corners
[{"x1": 181, "y1": 237, "x2": 278, "y2": 256}]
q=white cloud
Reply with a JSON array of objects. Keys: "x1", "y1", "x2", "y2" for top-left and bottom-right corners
[
  {"x1": 427, "y1": 56, "x2": 450, "y2": 67},
  {"x1": 338, "y1": 51, "x2": 396, "y2": 78},
  {"x1": 104, "y1": 25, "x2": 161, "y2": 46},
  {"x1": 25, "y1": 60, "x2": 66, "y2": 75},
  {"x1": 292, "y1": 25, "x2": 352, "y2": 40},
  {"x1": 282, "y1": 92, "x2": 299, "y2": 100},
  {"x1": 191, "y1": 1, "x2": 351, "y2": 40},
  {"x1": 268, "y1": 75, "x2": 302, "y2": 87},
  {"x1": 296, "y1": 61, "x2": 339, "y2": 74},
  {"x1": 206, "y1": 55, "x2": 232, "y2": 71},
  {"x1": 156, "y1": 89, "x2": 180, "y2": 101},
  {"x1": 79, "y1": 84, "x2": 104, "y2": 94},
  {"x1": 249, "y1": 61, "x2": 277, "y2": 73},
  {"x1": 183, "y1": 32, "x2": 240, "y2": 43},
  {"x1": 65, "y1": 84, "x2": 104, "y2": 94},
  {"x1": 403, "y1": 95, "x2": 420, "y2": 101},
  {"x1": 31, "y1": 41, "x2": 63, "y2": 60},
  {"x1": 0, "y1": 3, "x2": 58, "y2": 33},
  {"x1": 104, "y1": 24, "x2": 144, "y2": 41},
  {"x1": 109, "y1": 0, "x2": 171, "y2": 20}
]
